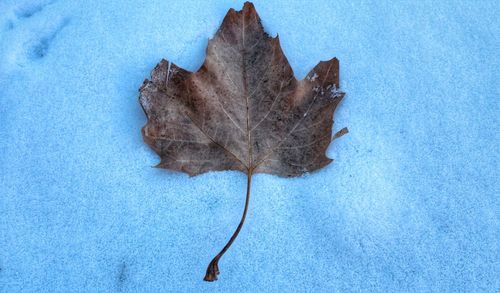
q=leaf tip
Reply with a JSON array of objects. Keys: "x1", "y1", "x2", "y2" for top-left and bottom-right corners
[{"x1": 243, "y1": 1, "x2": 256, "y2": 11}]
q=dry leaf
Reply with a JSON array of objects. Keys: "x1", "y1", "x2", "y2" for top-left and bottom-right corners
[{"x1": 139, "y1": 1, "x2": 346, "y2": 281}]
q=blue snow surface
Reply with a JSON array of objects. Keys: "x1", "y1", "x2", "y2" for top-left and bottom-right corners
[{"x1": 0, "y1": 0, "x2": 498, "y2": 292}]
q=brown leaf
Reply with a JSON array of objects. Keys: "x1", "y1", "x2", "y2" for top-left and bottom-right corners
[{"x1": 139, "y1": 2, "x2": 346, "y2": 281}]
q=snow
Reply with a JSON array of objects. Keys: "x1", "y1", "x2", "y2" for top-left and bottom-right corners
[{"x1": 0, "y1": 0, "x2": 498, "y2": 292}]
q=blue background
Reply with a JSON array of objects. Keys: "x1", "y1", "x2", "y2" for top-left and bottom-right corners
[{"x1": 0, "y1": 0, "x2": 498, "y2": 292}]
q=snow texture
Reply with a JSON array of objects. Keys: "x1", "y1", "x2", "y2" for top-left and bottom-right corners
[{"x1": 0, "y1": 0, "x2": 498, "y2": 292}]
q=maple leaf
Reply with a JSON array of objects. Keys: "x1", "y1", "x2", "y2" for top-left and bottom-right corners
[{"x1": 139, "y1": 2, "x2": 347, "y2": 281}]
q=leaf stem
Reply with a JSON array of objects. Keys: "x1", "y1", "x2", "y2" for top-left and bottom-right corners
[{"x1": 204, "y1": 170, "x2": 253, "y2": 282}]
